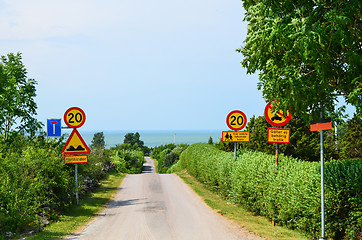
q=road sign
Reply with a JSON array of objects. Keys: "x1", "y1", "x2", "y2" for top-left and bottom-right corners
[
  {"x1": 226, "y1": 110, "x2": 247, "y2": 131},
  {"x1": 310, "y1": 119, "x2": 332, "y2": 131},
  {"x1": 267, "y1": 128, "x2": 291, "y2": 144},
  {"x1": 61, "y1": 128, "x2": 91, "y2": 155},
  {"x1": 222, "y1": 131, "x2": 250, "y2": 142},
  {"x1": 64, "y1": 155, "x2": 88, "y2": 164},
  {"x1": 264, "y1": 102, "x2": 291, "y2": 127},
  {"x1": 64, "y1": 107, "x2": 86, "y2": 128},
  {"x1": 47, "y1": 119, "x2": 61, "y2": 137}
]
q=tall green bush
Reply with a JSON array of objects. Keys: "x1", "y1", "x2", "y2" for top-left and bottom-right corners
[
  {"x1": 110, "y1": 149, "x2": 144, "y2": 174},
  {"x1": 172, "y1": 143, "x2": 362, "y2": 239},
  {"x1": 151, "y1": 144, "x2": 188, "y2": 173},
  {"x1": 0, "y1": 133, "x2": 116, "y2": 237}
]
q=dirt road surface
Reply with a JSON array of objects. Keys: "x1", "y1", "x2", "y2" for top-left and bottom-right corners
[{"x1": 66, "y1": 157, "x2": 263, "y2": 240}]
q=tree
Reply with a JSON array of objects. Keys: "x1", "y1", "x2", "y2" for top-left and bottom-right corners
[
  {"x1": 0, "y1": 53, "x2": 41, "y2": 140},
  {"x1": 239, "y1": 115, "x2": 338, "y2": 161},
  {"x1": 91, "y1": 132, "x2": 105, "y2": 149},
  {"x1": 123, "y1": 132, "x2": 144, "y2": 147},
  {"x1": 208, "y1": 136, "x2": 213, "y2": 145},
  {"x1": 238, "y1": 0, "x2": 361, "y2": 121},
  {"x1": 339, "y1": 114, "x2": 362, "y2": 159}
]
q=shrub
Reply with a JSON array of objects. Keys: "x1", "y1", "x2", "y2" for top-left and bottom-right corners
[
  {"x1": 152, "y1": 144, "x2": 188, "y2": 173},
  {"x1": 110, "y1": 149, "x2": 144, "y2": 174},
  {"x1": 175, "y1": 143, "x2": 362, "y2": 239},
  {"x1": 0, "y1": 134, "x2": 115, "y2": 237}
]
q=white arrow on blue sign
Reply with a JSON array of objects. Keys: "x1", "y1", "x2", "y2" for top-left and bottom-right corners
[{"x1": 47, "y1": 119, "x2": 62, "y2": 137}]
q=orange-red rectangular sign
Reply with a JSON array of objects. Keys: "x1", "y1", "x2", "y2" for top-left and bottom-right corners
[
  {"x1": 64, "y1": 155, "x2": 88, "y2": 164},
  {"x1": 310, "y1": 122, "x2": 332, "y2": 131},
  {"x1": 267, "y1": 128, "x2": 291, "y2": 144}
]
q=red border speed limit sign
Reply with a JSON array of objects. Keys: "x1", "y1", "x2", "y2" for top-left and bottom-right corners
[
  {"x1": 226, "y1": 110, "x2": 247, "y2": 131},
  {"x1": 64, "y1": 107, "x2": 86, "y2": 128}
]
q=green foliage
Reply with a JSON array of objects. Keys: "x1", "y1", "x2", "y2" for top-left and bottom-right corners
[
  {"x1": 324, "y1": 159, "x2": 362, "y2": 239},
  {"x1": 121, "y1": 132, "x2": 149, "y2": 155},
  {"x1": 226, "y1": 115, "x2": 338, "y2": 162},
  {"x1": 339, "y1": 114, "x2": 362, "y2": 159},
  {"x1": 0, "y1": 53, "x2": 42, "y2": 140},
  {"x1": 90, "y1": 132, "x2": 105, "y2": 149},
  {"x1": 173, "y1": 143, "x2": 362, "y2": 239},
  {"x1": 208, "y1": 136, "x2": 213, "y2": 145},
  {"x1": 151, "y1": 144, "x2": 188, "y2": 173},
  {"x1": 238, "y1": 0, "x2": 362, "y2": 121},
  {"x1": 0, "y1": 133, "x2": 115, "y2": 237},
  {"x1": 110, "y1": 149, "x2": 144, "y2": 174}
]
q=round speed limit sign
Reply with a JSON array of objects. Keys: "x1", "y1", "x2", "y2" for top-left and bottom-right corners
[
  {"x1": 226, "y1": 110, "x2": 247, "y2": 131},
  {"x1": 64, "y1": 107, "x2": 86, "y2": 128}
]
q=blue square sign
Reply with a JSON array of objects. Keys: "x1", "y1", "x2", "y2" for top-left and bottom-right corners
[{"x1": 47, "y1": 119, "x2": 62, "y2": 137}]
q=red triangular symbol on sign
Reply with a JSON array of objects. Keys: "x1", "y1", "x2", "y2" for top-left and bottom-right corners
[{"x1": 61, "y1": 128, "x2": 91, "y2": 155}]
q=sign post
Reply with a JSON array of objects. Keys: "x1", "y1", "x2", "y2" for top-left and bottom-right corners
[
  {"x1": 62, "y1": 107, "x2": 89, "y2": 205},
  {"x1": 310, "y1": 105, "x2": 332, "y2": 240},
  {"x1": 264, "y1": 102, "x2": 291, "y2": 167},
  {"x1": 224, "y1": 110, "x2": 249, "y2": 159},
  {"x1": 264, "y1": 101, "x2": 292, "y2": 226}
]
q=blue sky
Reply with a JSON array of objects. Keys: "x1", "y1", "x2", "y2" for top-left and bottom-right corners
[{"x1": 0, "y1": 0, "x2": 355, "y2": 131}]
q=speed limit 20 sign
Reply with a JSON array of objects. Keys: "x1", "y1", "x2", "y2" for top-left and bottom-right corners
[
  {"x1": 226, "y1": 110, "x2": 247, "y2": 131},
  {"x1": 64, "y1": 107, "x2": 86, "y2": 128}
]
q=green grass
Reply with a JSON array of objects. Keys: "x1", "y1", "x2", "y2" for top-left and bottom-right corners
[
  {"x1": 176, "y1": 170, "x2": 308, "y2": 240},
  {"x1": 25, "y1": 171, "x2": 126, "y2": 240}
]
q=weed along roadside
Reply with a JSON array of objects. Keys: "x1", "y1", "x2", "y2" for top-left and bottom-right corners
[{"x1": 26, "y1": 172, "x2": 126, "y2": 240}]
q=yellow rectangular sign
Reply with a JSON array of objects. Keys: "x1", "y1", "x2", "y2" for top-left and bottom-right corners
[
  {"x1": 267, "y1": 128, "x2": 291, "y2": 144},
  {"x1": 64, "y1": 155, "x2": 88, "y2": 164},
  {"x1": 222, "y1": 131, "x2": 250, "y2": 142}
]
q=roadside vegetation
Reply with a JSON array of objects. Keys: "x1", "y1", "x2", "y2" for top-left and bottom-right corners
[
  {"x1": 0, "y1": 130, "x2": 147, "y2": 239},
  {"x1": 151, "y1": 143, "x2": 189, "y2": 173},
  {"x1": 176, "y1": 170, "x2": 307, "y2": 240},
  {"x1": 169, "y1": 143, "x2": 361, "y2": 239}
]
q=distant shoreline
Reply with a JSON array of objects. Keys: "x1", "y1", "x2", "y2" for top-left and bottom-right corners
[{"x1": 73, "y1": 129, "x2": 223, "y2": 148}]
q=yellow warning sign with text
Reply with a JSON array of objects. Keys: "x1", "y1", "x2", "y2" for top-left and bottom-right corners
[
  {"x1": 64, "y1": 155, "x2": 88, "y2": 164},
  {"x1": 61, "y1": 128, "x2": 91, "y2": 155},
  {"x1": 222, "y1": 131, "x2": 250, "y2": 142},
  {"x1": 267, "y1": 128, "x2": 291, "y2": 144}
]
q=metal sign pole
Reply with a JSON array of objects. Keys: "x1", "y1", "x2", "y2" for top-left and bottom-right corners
[
  {"x1": 320, "y1": 129, "x2": 325, "y2": 239},
  {"x1": 319, "y1": 103, "x2": 325, "y2": 240},
  {"x1": 75, "y1": 164, "x2": 79, "y2": 205},
  {"x1": 275, "y1": 143, "x2": 279, "y2": 167}
]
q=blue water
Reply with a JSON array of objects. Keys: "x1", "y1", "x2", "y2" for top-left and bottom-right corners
[{"x1": 71, "y1": 130, "x2": 222, "y2": 148}]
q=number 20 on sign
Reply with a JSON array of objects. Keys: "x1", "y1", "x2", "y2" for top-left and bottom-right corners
[
  {"x1": 226, "y1": 110, "x2": 247, "y2": 131},
  {"x1": 64, "y1": 107, "x2": 86, "y2": 128}
]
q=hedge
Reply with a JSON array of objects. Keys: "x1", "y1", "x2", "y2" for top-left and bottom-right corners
[{"x1": 170, "y1": 143, "x2": 361, "y2": 239}]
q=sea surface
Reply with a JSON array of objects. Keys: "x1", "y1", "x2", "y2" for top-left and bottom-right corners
[{"x1": 69, "y1": 130, "x2": 223, "y2": 148}]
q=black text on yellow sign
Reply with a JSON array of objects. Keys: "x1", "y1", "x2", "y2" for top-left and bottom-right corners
[
  {"x1": 267, "y1": 128, "x2": 291, "y2": 144},
  {"x1": 64, "y1": 155, "x2": 88, "y2": 164},
  {"x1": 222, "y1": 131, "x2": 250, "y2": 142}
]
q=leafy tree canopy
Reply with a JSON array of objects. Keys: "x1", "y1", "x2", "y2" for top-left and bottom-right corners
[
  {"x1": 91, "y1": 132, "x2": 105, "y2": 149},
  {"x1": 0, "y1": 53, "x2": 41, "y2": 140},
  {"x1": 123, "y1": 132, "x2": 144, "y2": 148},
  {"x1": 238, "y1": 0, "x2": 361, "y2": 121}
]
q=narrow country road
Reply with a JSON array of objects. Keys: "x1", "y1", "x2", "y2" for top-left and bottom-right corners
[{"x1": 66, "y1": 157, "x2": 263, "y2": 240}]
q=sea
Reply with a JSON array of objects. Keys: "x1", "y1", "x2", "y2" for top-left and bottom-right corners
[{"x1": 70, "y1": 130, "x2": 223, "y2": 148}]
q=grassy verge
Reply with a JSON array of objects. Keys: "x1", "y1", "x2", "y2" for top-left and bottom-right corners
[
  {"x1": 25, "y1": 171, "x2": 126, "y2": 240},
  {"x1": 176, "y1": 170, "x2": 308, "y2": 240}
]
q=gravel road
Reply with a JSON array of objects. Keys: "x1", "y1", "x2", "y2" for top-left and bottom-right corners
[{"x1": 66, "y1": 157, "x2": 263, "y2": 240}]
